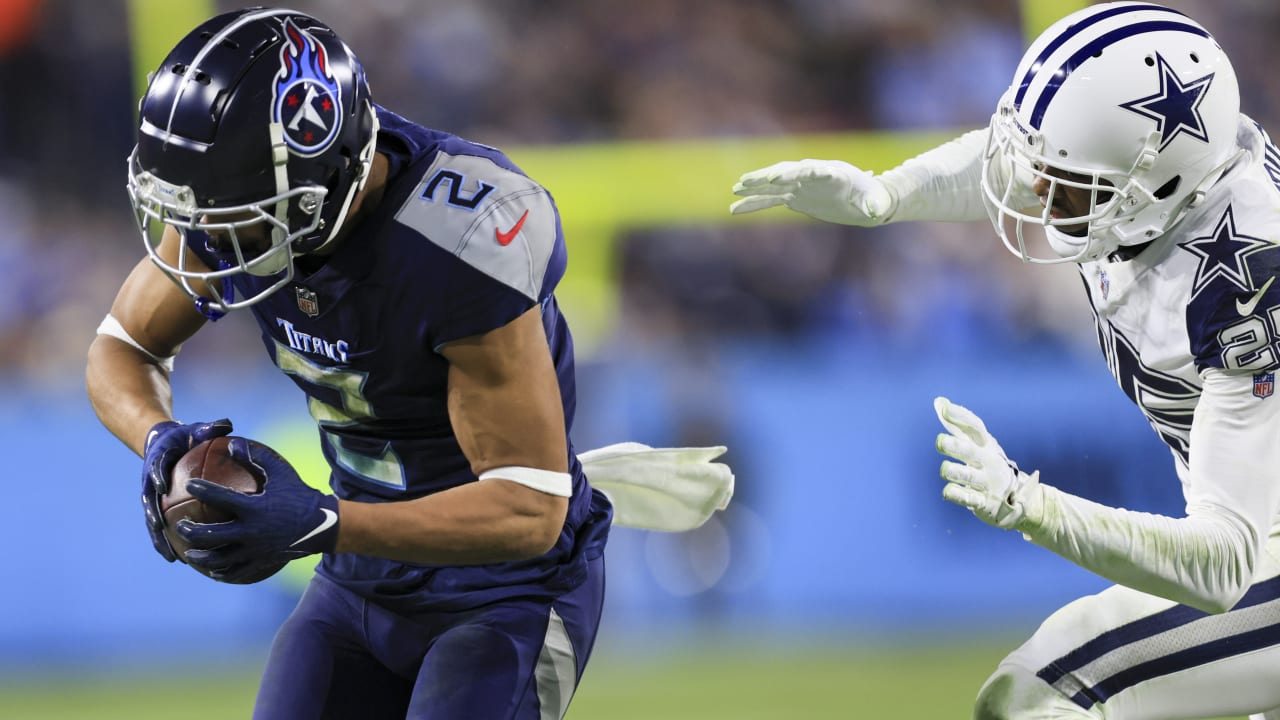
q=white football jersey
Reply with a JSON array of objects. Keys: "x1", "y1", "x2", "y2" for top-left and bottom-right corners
[
  {"x1": 955, "y1": 116, "x2": 1280, "y2": 616},
  {"x1": 968, "y1": 117, "x2": 1280, "y2": 717},
  {"x1": 1076, "y1": 117, "x2": 1280, "y2": 488}
]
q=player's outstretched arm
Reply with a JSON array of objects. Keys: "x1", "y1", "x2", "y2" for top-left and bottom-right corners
[
  {"x1": 934, "y1": 380, "x2": 1280, "y2": 614},
  {"x1": 730, "y1": 128, "x2": 1006, "y2": 227}
]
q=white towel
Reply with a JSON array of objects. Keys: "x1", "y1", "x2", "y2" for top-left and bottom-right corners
[{"x1": 578, "y1": 442, "x2": 735, "y2": 532}]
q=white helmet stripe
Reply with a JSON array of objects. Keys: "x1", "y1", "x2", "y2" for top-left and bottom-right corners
[{"x1": 139, "y1": 118, "x2": 209, "y2": 152}]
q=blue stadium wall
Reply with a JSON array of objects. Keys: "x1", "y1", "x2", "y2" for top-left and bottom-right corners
[{"x1": 0, "y1": 340, "x2": 1169, "y2": 670}]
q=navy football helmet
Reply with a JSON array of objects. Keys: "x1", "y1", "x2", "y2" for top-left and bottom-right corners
[{"x1": 127, "y1": 8, "x2": 378, "y2": 316}]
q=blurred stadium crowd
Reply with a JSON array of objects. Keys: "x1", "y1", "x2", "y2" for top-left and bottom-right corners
[{"x1": 1, "y1": 0, "x2": 1278, "y2": 388}]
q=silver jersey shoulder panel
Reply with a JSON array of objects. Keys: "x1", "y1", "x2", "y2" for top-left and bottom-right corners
[{"x1": 394, "y1": 151, "x2": 557, "y2": 301}]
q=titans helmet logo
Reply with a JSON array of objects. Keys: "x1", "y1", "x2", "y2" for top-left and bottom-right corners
[
  {"x1": 272, "y1": 19, "x2": 342, "y2": 157},
  {"x1": 1119, "y1": 52, "x2": 1214, "y2": 152}
]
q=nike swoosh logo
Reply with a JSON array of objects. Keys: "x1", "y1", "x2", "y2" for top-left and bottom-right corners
[
  {"x1": 1237, "y1": 276, "x2": 1276, "y2": 316},
  {"x1": 495, "y1": 209, "x2": 530, "y2": 246},
  {"x1": 291, "y1": 508, "x2": 337, "y2": 547}
]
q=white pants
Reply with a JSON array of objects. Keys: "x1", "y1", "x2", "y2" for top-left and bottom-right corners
[{"x1": 976, "y1": 533, "x2": 1280, "y2": 719}]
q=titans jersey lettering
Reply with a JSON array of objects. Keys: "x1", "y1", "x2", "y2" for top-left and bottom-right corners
[{"x1": 276, "y1": 317, "x2": 350, "y2": 362}]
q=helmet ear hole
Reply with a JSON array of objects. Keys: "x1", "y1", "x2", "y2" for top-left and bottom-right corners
[
  {"x1": 338, "y1": 145, "x2": 355, "y2": 174},
  {"x1": 324, "y1": 154, "x2": 350, "y2": 199},
  {"x1": 210, "y1": 90, "x2": 229, "y2": 120},
  {"x1": 1153, "y1": 176, "x2": 1181, "y2": 200}
]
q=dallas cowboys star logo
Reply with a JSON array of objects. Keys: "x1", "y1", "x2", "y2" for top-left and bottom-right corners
[
  {"x1": 1119, "y1": 52, "x2": 1214, "y2": 151},
  {"x1": 1180, "y1": 206, "x2": 1272, "y2": 298}
]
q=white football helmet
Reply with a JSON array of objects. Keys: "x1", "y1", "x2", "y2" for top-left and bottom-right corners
[{"x1": 981, "y1": 2, "x2": 1241, "y2": 264}]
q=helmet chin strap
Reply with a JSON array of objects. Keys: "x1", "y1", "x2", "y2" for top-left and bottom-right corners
[
  {"x1": 248, "y1": 103, "x2": 379, "y2": 273},
  {"x1": 310, "y1": 103, "x2": 380, "y2": 256},
  {"x1": 1058, "y1": 148, "x2": 1246, "y2": 264},
  {"x1": 1098, "y1": 147, "x2": 1246, "y2": 257},
  {"x1": 1168, "y1": 148, "x2": 1244, "y2": 221},
  {"x1": 247, "y1": 121, "x2": 295, "y2": 278},
  {"x1": 1045, "y1": 226, "x2": 1095, "y2": 260}
]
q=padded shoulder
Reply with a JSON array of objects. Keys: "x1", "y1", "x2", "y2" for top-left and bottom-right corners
[{"x1": 393, "y1": 151, "x2": 558, "y2": 301}]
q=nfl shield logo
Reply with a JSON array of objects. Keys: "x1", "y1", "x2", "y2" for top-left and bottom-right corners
[
  {"x1": 1254, "y1": 372, "x2": 1275, "y2": 399},
  {"x1": 296, "y1": 287, "x2": 320, "y2": 317},
  {"x1": 1099, "y1": 271, "x2": 1110, "y2": 300}
]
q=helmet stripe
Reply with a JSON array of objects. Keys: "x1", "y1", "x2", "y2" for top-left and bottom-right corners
[
  {"x1": 139, "y1": 118, "x2": 210, "y2": 152},
  {"x1": 1027, "y1": 20, "x2": 1210, "y2": 129},
  {"x1": 1013, "y1": 3, "x2": 1188, "y2": 110},
  {"x1": 163, "y1": 8, "x2": 301, "y2": 141}
]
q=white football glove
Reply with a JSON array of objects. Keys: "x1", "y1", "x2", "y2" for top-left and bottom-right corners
[
  {"x1": 933, "y1": 397, "x2": 1043, "y2": 531},
  {"x1": 729, "y1": 159, "x2": 893, "y2": 226},
  {"x1": 578, "y1": 442, "x2": 734, "y2": 533}
]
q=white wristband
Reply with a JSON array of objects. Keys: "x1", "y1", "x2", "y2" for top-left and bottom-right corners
[
  {"x1": 479, "y1": 466, "x2": 572, "y2": 497},
  {"x1": 96, "y1": 314, "x2": 177, "y2": 372}
]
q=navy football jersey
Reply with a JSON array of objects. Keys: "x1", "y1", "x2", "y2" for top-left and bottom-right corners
[{"x1": 194, "y1": 105, "x2": 611, "y2": 612}]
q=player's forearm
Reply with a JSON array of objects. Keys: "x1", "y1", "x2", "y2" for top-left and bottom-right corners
[
  {"x1": 1021, "y1": 487, "x2": 1257, "y2": 613},
  {"x1": 334, "y1": 479, "x2": 568, "y2": 564},
  {"x1": 1013, "y1": 371, "x2": 1280, "y2": 614},
  {"x1": 877, "y1": 129, "x2": 997, "y2": 224},
  {"x1": 86, "y1": 335, "x2": 176, "y2": 456}
]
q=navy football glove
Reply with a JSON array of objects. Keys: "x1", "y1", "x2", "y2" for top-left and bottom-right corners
[
  {"x1": 177, "y1": 437, "x2": 339, "y2": 584},
  {"x1": 141, "y1": 418, "x2": 233, "y2": 562}
]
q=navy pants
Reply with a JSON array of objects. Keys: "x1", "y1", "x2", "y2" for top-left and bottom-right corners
[{"x1": 252, "y1": 556, "x2": 605, "y2": 720}]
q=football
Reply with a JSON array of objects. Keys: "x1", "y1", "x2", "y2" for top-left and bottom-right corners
[{"x1": 161, "y1": 436, "x2": 265, "y2": 578}]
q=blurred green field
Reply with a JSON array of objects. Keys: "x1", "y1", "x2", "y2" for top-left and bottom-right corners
[{"x1": 0, "y1": 640, "x2": 1248, "y2": 719}]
